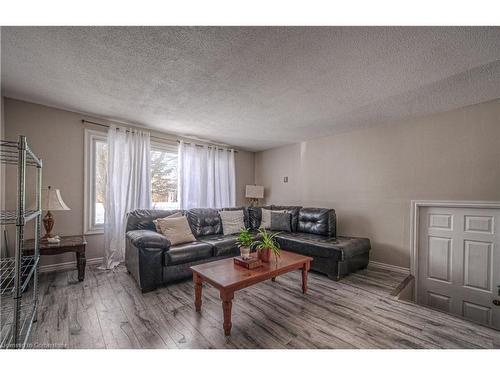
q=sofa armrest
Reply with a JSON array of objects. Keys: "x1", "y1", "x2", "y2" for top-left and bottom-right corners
[
  {"x1": 126, "y1": 230, "x2": 171, "y2": 249},
  {"x1": 328, "y1": 210, "x2": 337, "y2": 237},
  {"x1": 125, "y1": 231, "x2": 169, "y2": 293}
]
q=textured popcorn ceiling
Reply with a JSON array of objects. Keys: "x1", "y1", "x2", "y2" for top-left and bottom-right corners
[{"x1": 2, "y1": 26, "x2": 500, "y2": 151}]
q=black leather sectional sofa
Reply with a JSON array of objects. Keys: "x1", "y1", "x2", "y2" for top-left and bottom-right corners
[{"x1": 125, "y1": 205, "x2": 371, "y2": 292}]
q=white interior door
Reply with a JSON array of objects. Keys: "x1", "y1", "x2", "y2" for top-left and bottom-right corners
[{"x1": 418, "y1": 206, "x2": 500, "y2": 330}]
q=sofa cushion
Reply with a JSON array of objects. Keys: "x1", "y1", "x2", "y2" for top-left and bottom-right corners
[
  {"x1": 126, "y1": 209, "x2": 185, "y2": 232},
  {"x1": 260, "y1": 208, "x2": 285, "y2": 229},
  {"x1": 271, "y1": 205, "x2": 302, "y2": 231},
  {"x1": 221, "y1": 206, "x2": 250, "y2": 229},
  {"x1": 276, "y1": 232, "x2": 370, "y2": 261},
  {"x1": 153, "y1": 211, "x2": 183, "y2": 232},
  {"x1": 298, "y1": 208, "x2": 335, "y2": 236},
  {"x1": 155, "y1": 216, "x2": 197, "y2": 245},
  {"x1": 164, "y1": 241, "x2": 213, "y2": 266},
  {"x1": 126, "y1": 230, "x2": 171, "y2": 249},
  {"x1": 199, "y1": 234, "x2": 240, "y2": 257},
  {"x1": 187, "y1": 208, "x2": 223, "y2": 237},
  {"x1": 219, "y1": 210, "x2": 245, "y2": 235},
  {"x1": 271, "y1": 212, "x2": 292, "y2": 232},
  {"x1": 247, "y1": 206, "x2": 272, "y2": 230}
]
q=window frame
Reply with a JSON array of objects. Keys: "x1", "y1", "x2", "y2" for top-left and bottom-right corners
[{"x1": 84, "y1": 128, "x2": 108, "y2": 234}]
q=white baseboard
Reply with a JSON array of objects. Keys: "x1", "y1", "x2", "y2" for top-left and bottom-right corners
[
  {"x1": 369, "y1": 260, "x2": 410, "y2": 274},
  {"x1": 39, "y1": 257, "x2": 103, "y2": 273}
]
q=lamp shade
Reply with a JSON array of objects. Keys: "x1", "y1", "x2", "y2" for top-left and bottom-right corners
[
  {"x1": 42, "y1": 186, "x2": 71, "y2": 211},
  {"x1": 245, "y1": 185, "x2": 264, "y2": 199}
]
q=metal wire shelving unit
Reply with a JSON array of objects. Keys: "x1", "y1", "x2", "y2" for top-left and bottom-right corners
[{"x1": 0, "y1": 136, "x2": 42, "y2": 349}]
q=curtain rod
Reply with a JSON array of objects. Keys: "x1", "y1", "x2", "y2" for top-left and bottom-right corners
[{"x1": 81, "y1": 119, "x2": 238, "y2": 152}]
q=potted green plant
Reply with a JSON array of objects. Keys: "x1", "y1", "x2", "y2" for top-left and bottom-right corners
[
  {"x1": 236, "y1": 227, "x2": 253, "y2": 259},
  {"x1": 253, "y1": 228, "x2": 281, "y2": 263}
]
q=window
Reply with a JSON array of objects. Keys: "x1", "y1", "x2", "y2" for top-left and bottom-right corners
[
  {"x1": 84, "y1": 129, "x2": 108, "y2": 234},
  {"x1": 84, "y1": 129, "x2": 179, "y2": 234},
  {"x1": 150, "y1": 142, "x2": 179, "y2": 210},
  {"x1": 94, "y1": 140, "x2": 108, "y2": 225}
]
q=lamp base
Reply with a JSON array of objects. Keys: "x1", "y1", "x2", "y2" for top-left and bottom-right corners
[
  {"x1": 42, "y1": 211, "x2": 55, "y2": 239},
  {"x1": 248, "y1": 198, "x2": 260, "y2": 207}
]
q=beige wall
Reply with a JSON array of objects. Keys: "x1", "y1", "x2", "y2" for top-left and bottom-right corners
[
  {"x1": 234, "y1": 148, "x2": 255, "y2": 207},
  {"x1": 255, "y1": 99, "x2": 500, "y2": 268},
  {"x1": 3, "y1": 98, "x2": 255, "y2": 267}
]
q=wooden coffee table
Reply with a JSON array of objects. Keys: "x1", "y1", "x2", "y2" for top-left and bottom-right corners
[{"x1": 190, "y1": 250, "x2": 312, "y2": 336}]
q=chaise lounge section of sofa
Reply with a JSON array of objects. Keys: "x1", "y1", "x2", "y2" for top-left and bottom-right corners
[
  {"x1": 271, "y1": 207, "x2": 370, "y2": 281},
  {"x1": 125, "y1": 205, "x2": 371, "y2": 292}
]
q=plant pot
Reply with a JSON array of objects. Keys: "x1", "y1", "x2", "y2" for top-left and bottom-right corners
[
  {"x1": 258, "y1": 248, "x2": 271, "y2": 263},
  {"x1": 240, "y1": 246, "x2": 251, "y2": 259}
]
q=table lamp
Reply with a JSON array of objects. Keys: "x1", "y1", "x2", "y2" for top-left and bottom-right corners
[
  {"x1": 42, "y1": 186, "x2": 71, "y2": 239},
  {"x1": 245, "y1": 185, "x2": 264, "y2": 207}
]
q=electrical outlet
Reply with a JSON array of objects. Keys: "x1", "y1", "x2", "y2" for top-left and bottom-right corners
[{"x1": 283, "y1": 176, "x2": 288, "y2": 183}]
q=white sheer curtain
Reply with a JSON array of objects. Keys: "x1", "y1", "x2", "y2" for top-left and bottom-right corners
[
  {"x1": 103, "y1": 126, "x2": 151, "y2": 269},
  {"x1": 178, "y1": 140, "x2": 235, "y2": 209}
]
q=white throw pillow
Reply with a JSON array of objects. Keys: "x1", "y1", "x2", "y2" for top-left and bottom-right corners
[
  {"x1": 260, "y1": 208, "x2": 284, "y2": 229},
  {"x1": 155, "y1": 216, "x2": 197, "y2": 246},
  {"x1": 153, "y1": 211, "x2": 182, "y2": 232},
  {"x1": 219, "y1": 210, "x2": 246, "y2": 235}
]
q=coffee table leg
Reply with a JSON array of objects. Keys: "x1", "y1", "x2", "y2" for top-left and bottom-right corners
[
  {"x1": 221, "y1": 291, "x2": 234, "y2": 336},
  {"x1": 194, "y1": 272, "x2": 202, "y2": 312},
  {"x1": 76, "y1": 251, "x2": 86, "y2": 282},
  {"x1": 302, "y1": 262, "x2": 310, "y2": 294}
]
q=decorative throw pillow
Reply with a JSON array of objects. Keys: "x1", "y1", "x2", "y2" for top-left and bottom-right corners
[
  {"x1": 260, "y1": 208, "x2": 284, "y2": 229},
  {"x1": 153, "y1": 211, "x2": 182, "y2": 232},
  {"x1": 271, "y1": 212, "x2": 292, "y2": 232},
  {"x1": 219, "y1": 210, "x2": 245, "y2": 235},
  {"x1": 155, "y1": 216, "x2": 196, "y2": 246}
]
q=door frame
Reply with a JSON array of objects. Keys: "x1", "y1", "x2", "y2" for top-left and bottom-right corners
[{"x1": 409, "y1": 200, "x2": 500, "y2": 302}]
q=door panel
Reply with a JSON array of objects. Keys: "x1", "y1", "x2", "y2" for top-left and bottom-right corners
[
  {"x1": 463, "y1": 301, "x2": 491, "y2": 325},
  {"x1": 464, "y1": 215, "x2": 494, "y2": 234},
  {"x1": 428, "y1": 292, "x2": 451, "y2": 312},
  {"x1": 428, "y1": 236, "x2": 451, "y2": 282},
  {"x1": 429, "y1": 214, "x2": 453, "y2": 230},
  {"x1": 463, "y1": 240, "x2": 491, "y2": 291},
  {"x1": 418, "y1": 206, "x2": 500, "y2": 330}
]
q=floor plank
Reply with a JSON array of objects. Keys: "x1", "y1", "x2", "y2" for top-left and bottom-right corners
[{"x1": 29, "y1": 265, "x2": 500, "y2": 349}]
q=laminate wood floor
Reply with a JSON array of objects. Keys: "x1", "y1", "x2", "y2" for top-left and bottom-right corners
[{"x1": 30, "y1": 265, "x2": 500, "y2": 349}]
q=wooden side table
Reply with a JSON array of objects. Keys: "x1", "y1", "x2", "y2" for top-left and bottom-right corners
[{"x1": 23, "y1": 235, "x2": 87, "y2": 281}]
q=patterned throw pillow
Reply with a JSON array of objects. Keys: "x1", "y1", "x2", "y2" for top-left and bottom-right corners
[
  {"x1": 271, "y1": 212, "x2": 292, "y2": 232},
  {"x1": 260, "y1": 208, "x2": 285, "y2": 229},
  {"x1": 153, "y1": 211, "x2": 182, "y2": 232},
  {"x1": 155, "y1": 216, "x2": 196, "y2": 246},
  {"x1": 219, "y1": 210, "x2": 246, "y2": 235}
]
